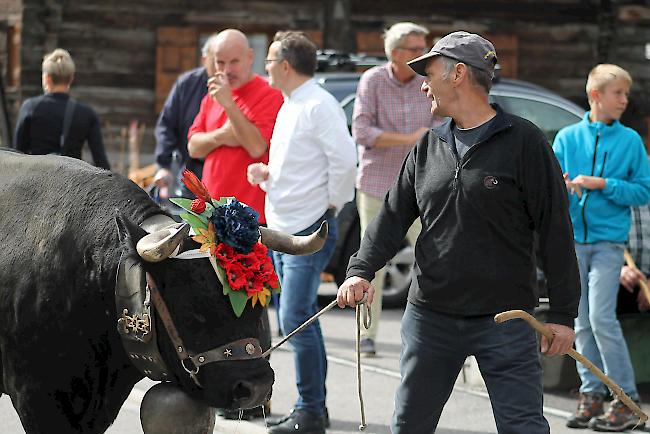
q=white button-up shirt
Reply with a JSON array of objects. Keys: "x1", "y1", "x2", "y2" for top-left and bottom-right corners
[{"x1": 262, "y1": 78, "x2": 357, "y2": 234}]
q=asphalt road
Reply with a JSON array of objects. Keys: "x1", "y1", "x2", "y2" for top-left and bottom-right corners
[{"x1": 2, "y1": 283, "x2": 649, "y2": 433}]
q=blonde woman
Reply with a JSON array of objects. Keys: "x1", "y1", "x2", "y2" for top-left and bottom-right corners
[{"x1": 13, "y1": 48, "x2": 110, "y2": 169}]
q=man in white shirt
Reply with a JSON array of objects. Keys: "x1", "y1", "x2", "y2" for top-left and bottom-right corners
[{"x1": 247, "y1": 31, "x2": 356, "y2": 434}]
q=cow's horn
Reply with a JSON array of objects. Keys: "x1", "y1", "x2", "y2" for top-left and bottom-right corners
[
  {"x1": 259, "y1": 221, "x2": 328, "y2": 256},
  {"x1": 136, "y1": 223, "x2": 190, "y2": 262}
]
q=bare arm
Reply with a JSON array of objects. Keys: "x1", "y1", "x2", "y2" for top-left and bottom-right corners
[
  {"x1": 221, "y1": 102, "x2": 267, "y2": 158},
  {"x1": 209, "y1": 73, "x2": 268, "y2": 158},
  {"x1": 353, "y1": 71, "x2": 428, "y2": 149},
  {"x1": 372, "y1": 128, "x2": 429, "y2": 148},
  {"x1": 187, "y1": 122, "x2": 238, "y2": 158}
]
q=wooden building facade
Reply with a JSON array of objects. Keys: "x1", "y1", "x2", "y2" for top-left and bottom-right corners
[{"x1": 2, "y1": 0, "x2": 649, "y2": 155}]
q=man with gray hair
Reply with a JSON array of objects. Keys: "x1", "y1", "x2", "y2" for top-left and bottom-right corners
[
  {"x1": 338, "y1": 31, "x2": 580, "y2": 433},
  {"x1": 153, "y1": 34, "x2": 219, "y2": 198},
  {"x1": 352, "y1": 22, "x2": 441, "y2": 356}
]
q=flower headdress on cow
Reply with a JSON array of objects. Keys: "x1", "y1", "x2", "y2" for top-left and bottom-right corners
[{"x1": 169, "y1": 170, "x2": 280, "y2": 317}]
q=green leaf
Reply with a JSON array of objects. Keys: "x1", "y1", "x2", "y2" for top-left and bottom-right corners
[
  {"x1": 203, "y1": 202, "x2": 214, "y2": 218},
  {"x1": 214, "y1": 264, "x2": 230, "y2": 296},
  {"x1": 171, "y1": 198, "x2": 211, "y2": 220},
  {"x1": 212, "y1": 197, "x2": 234, "y2": 207},
  {"x1": 213, "y1": 262, "x2": 248, "y2": 317},
  {"x1": 169, "y1": 198, "x2": 194, "y2": 212},
  {"x1": 228, "y1": 289, "x2": 249, "y2": 318},
  {"x1": 179, "y1": 212, "x2": 207, "y2": 231}
]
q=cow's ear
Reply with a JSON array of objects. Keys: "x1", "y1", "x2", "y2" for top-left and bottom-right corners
[{"x1": 115, "y1": 210, "x2": 147, "y2": 247}]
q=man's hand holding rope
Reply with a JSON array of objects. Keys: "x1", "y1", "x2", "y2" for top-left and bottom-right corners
[{"x1": 337, "y1": 276, "x2": 375, "y2": 308}]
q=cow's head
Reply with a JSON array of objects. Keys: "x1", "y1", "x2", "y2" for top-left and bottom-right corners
[{"x1": 115, "y1": 213, "x2": 326, "y2": 410}]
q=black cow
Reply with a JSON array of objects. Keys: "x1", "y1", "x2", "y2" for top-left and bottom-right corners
[{"x1": 0, "y1": 151, "x2": 323, "y2": 433}]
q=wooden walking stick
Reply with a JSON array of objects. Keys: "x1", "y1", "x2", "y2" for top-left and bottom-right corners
[
  {"x1": 494, "y1": 310, "x2": 648, "y2": 423},
  {"x1": 623, "y1": 248, "x2": 650, "y2": 306}
]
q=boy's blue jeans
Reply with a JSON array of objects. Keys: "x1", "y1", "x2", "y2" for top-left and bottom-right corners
[
  {"x1": 273, "y1": 213, "x2": 337, "y2": 415},
  {"x1": 391, "y1": 303, "x2": 549, "y2": 434},
  {"x1": 574, "y1": 242, "x2": 639, "y2": 400}
]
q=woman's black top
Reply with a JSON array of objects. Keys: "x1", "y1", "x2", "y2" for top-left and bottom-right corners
[{"x1": 13, "y1": 92, "x2": 111, "y2": 170}]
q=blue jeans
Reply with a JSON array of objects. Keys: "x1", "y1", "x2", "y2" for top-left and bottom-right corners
[
  {"x1": 392, "y1": 303, "x2": 549, "y2": 434},
  {"x1": 273, "y1": 213, "x2": 337, "y2": 415},
  {"x1": 574, "y1": 242, "x2": 639, "y2": 400}
]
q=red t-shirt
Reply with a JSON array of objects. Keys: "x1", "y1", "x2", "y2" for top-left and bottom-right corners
[{"x1": 188, "y1": 75, "x2": 283, "y2": 223}]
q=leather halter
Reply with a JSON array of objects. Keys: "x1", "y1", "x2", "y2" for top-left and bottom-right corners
[
  {"x1": 144, "y1": 273, "x2": 263, "y2": 387},
  {"x1": 115, "y1": 255, "x2": 263, "y2": 387}
]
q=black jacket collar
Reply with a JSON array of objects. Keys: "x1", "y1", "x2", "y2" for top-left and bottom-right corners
[{"x1": 432, "y1": 103, "x2": 512, "y2": 145}]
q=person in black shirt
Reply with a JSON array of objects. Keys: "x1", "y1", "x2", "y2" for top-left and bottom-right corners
[
  {"x1": 13, "y1": 48, "x2": 110, "y2": 170},
  {"x1": 337, "y1": 32, "x2": 580, "y2": 434}
]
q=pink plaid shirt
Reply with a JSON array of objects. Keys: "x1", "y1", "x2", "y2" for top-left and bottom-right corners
[{"x1": 353, "y1": 63, "x2": 441, "y2": 199}]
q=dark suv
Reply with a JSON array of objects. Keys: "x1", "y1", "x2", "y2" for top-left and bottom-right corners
[{"x1": 316, "y1": 72, "x2": 586, "y2": 307}]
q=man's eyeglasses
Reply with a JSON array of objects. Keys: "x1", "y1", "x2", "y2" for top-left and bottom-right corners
[
  {"x1": 264, "y1": 58, "x2": 283, "y2": 65},
  {"x1": 398, "y1": 46, "x2": 428, "y2": 55}
]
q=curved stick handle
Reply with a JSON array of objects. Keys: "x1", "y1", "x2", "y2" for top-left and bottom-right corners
[
  {"x1": 623, "y1": 249, "x2": 650, "y2": 306},
  {"x1": 495, "y1": 310, "x2": 647, "y2": 423}
]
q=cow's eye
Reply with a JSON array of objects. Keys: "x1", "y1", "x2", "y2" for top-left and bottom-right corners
[{"x1": 193, "y1": 313, "x2": 207, "y2": 324}]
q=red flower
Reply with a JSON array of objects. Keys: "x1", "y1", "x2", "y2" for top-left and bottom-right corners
[
  {"x1": 181, "y1": 169, "x2": 212, "y2": 202},
  {"x1": 191, "y1": 198, "x2": 206, "y2": 214},
  {"x1": 226, "y1": 262, "x2": 248, "y2": 290},
  {"x1": 253, "y1": 243, "x2": 268, "y2": 256},
  {"x1": 215, "y1": 241, "x2": 279, "y2": 307},
  {"x1": 215, "y1": 243, "x2": 236, "y2": 264}
]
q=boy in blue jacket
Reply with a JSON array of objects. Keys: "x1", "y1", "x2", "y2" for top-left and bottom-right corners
[{"x1": 553, "y1": 64, "x2": 650, "y2": 432}]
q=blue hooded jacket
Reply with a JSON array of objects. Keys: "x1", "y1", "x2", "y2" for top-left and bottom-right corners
[{"x1": 553, "y1": 112, "x2": 650, "y2": 244}]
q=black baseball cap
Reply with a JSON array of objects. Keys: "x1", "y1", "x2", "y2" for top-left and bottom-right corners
[{"x1": 408, "y1": 31, "x2": 497, "y2": 77}]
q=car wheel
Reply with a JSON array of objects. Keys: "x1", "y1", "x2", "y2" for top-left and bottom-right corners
[{"x1": 382, "y1": 244, "x2": 413, "y2": 308}]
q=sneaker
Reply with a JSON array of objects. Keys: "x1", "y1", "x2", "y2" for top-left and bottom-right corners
[
  {"x1": 267, "y1": 408, "x2": 325, "y2": 434},
  {"x1": 359, "y1": 338, "x2": 376, "y2": 357},
  {"x1": 566, "y1": 392, "x2": 604, "y2": 428},
  {"x1": 588, "y1": 398, "x2": 645, "y2": 432},
  {"x1": 268, "y1": 407, "x2": 329, "y2": 428}
]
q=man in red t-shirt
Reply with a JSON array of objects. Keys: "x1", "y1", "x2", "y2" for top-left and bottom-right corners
[{"x1": 188, "y1": 29, "x2": 283, "y2": 223}]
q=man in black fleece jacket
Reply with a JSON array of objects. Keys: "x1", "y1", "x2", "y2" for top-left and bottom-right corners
[{"x1": 337, "y1": 31, "x2": 580, "y2": 434}]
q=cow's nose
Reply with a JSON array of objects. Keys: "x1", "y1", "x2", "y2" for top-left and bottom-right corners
[
  {"x1": 231, "y1": 380, "x2": 253, "y2": 402},
  {"x1": 231, "y1": 379, "x2": 272, "y2": 410}
]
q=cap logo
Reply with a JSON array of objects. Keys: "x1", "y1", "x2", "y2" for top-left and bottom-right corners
[
  {"x1": 484, "y1": 50, "x2": 496, "y2": 60},
  {"x1": 483, "y1": 50, "x2": 497, "y2": 60}
]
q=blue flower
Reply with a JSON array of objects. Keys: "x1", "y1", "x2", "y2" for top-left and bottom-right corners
[{"x1": 211, "y1": 199, "x2": 260, "y2": 253}]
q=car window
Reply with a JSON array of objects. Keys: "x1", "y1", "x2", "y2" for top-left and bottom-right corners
[
  {"x1": 338, "y1": 92, "x2": 583, "y2": 143},
  {"x1": 316, "y1": 78, "x2": 359, "y2": 102},
  {"x1": 490, "y1": 95, "x2": 582, "y2": 143},
  {"x1": 340, "y1": 94, "x2": 355, "y2": 129}
]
